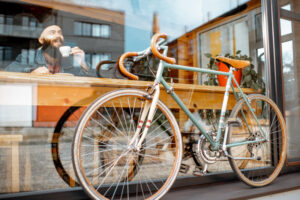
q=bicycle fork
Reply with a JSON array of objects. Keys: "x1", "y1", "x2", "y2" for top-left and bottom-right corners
[{"x1": 128, "y1": 84, "x2": 160, "y2": 151}]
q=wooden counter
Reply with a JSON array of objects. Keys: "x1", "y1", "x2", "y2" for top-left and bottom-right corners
[
  {"x1": 0, "y1": 72, "x2": 260, "y2": 127},
  {"x1": 0, "y1": 71, "x2": 258, "y2": 109}
]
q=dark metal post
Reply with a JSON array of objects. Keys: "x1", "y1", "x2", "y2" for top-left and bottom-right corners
[{"x1": 261, "y1": 0, "x2": 284, "y2": 114}]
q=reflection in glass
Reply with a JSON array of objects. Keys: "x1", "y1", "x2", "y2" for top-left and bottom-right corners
[
  {"x1": 280, "y1": 18, "x2": 292, "y2": 36},
  {"x1": 28, "y1": 49, "x2": 35, "y2": 64},
  {"x1": 101, "y1": 24, "x2": 110, "y2": 38},
  {"x1": 282, "y1": 40, "x2": 300, "y2": 161},
  {"x1": 73, "y1": 21, "x2": 82, "y2": 35},
  {"x1": 29, "y1": 18, "x2": 36, "y2": 30},
  {"x1": 0, "y1": 0, "x2": 269, "y2": 196},
  {"x1": 82, "y1": 22, "x2": 91, "y2": 36},
  {"x1": 279, "y1": 0, "x2": 300, "y2": 162},
  {"x1": 198, "y1": 17, "x2": 251, "y2": 85},
  {"x1": 0, "y1": 14, "x2": 3, "y2": 34},
  {"x1": 92, "y1": 24, "x2": 101, "y2": 37},
  {"x1": 280, "y1": 4, "x2": 292, "y2": 36},
  {"x1": 281, "y1": 4, "x2": 291, "y2": 11},
  {"x1": 22, "y1": 16, "x2": 29, "y2": 30},
  {"x1": 21, "y1": 49, "x2": 28, "y2": 65}
]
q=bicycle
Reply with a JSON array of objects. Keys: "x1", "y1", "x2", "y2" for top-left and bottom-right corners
[{"x1": 72, "y1": 33, "x2": 287, "y2": 200}]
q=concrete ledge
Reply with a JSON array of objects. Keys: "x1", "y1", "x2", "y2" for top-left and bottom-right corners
[
  {"x1": 1, "y1": 170, "x2": 300, "y2": 200},
  {"x1": 164, "y1": 171, "x2": 300, "y2": 200}
]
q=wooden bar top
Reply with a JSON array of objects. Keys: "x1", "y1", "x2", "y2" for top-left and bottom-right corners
[
  {"x1": 0, "y1": 71, "x2": 258, "y2": 94},
  {"x1": 0, "y1": 71, "x2": 261, "y2": 127}
]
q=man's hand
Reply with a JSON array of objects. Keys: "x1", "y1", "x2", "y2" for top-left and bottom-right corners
[
  {"x1": 31, "y1": 66, "x2": 50, "y2": 74},
  {"x1": 71, "y1": 46, "x2": 89, "y2": 72}
]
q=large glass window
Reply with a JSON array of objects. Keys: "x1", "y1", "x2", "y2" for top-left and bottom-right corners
[
  {"x1": 0, "y1": 0, "x2": 273, "y2": 197},
  {"x1": 280, "y1": 0, "x2": 300, "y2": 163}
]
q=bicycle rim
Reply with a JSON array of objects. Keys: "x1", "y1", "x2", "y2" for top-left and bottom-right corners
[
  {"x1": 73, "y1": 89, "x2": 182, "y2": 200},
  {"x1": 52, "y1": 106, "x2": 83, "y2": 187},
  {"x1": 228, "y1": 94, "x2": 287, "y2": 187}
]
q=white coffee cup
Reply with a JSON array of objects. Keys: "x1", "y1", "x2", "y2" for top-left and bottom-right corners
[{"x1": 59, "y1": 46, "x2": 71, "y2": 57}]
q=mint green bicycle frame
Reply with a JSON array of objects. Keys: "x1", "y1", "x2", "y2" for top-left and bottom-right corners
[{"x1": 152, "y1": 45, "x2": 266, "y2": 151}]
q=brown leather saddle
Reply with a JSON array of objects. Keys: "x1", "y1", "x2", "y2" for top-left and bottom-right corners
[{"x1": 215, "y1": 56, "x2": 250, "y2": 69}]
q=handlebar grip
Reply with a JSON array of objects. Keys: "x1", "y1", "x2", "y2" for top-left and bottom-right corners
[
  {"x1": 150, "y1": 33, "x2": 176, "y2": 64},
  {"x1": 118, "y1": 52, "x2": 139, "y2": 80}
]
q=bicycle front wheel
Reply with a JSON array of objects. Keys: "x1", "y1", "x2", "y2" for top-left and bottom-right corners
[
  {"x1": 228, "y1": 94, "x2": 287, "y2": 187},
  {"x1": 73, "y1": 89, "x2": 182, "y2": 200}
]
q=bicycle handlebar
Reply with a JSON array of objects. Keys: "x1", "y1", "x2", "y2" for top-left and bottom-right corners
[
  {"x1": 150, "y1": 33, "x2": 176, "y2": 64},
  {"x1": 118, "y1": 33, "x2": 176, "y2": 80},
  {"x1": 118, "y1": 52, "x2": 139, "y2": 80}
]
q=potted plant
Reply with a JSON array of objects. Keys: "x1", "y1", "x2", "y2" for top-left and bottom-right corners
[{"x1": 204, "y1": 51, "x2": 265, "y2": 91}]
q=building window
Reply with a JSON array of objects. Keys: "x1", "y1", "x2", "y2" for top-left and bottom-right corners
[
  {"x1": 0, "y1": 46, "x2": 12, "y2": 67},
  {"x1": 5, "y1": 15, "x2": 13, "y2": 25},
  {"x1": 0, "y1": 15, "x2": 4, "y2": 24},
  {"x1": 0, "y1": 14, "x2": 4, "y2": 34},
  {"x1": 92, "y1": 24, "x2": 101, "y2": 37},
  {"x1": 22, "y1": 16, "x2": 29, "y2": 30},
  {"x1": 73, "y1": 21, "x2": 111, "y2": 38},
  {"x1": 82, "y1": 22, "x2": 91, "y2": 36},
  {"x1": 280, "y1": 4, "x2": 292, "y2": 36},
  {"x1": 101, "y1": 24, "x2": 110, "y2": 38},
  {"x1": 73, "y1": 21, "x2": 81, "y2": 35},
  {"x1": 74, "y1": 52, "x2": 111, "y2": 68},
  {"x1": 21, "y1": 16, "x2": 42, "y2": 30},
  {"x1": 29, "y1": 17, "x2": 37, "y2": 30}
]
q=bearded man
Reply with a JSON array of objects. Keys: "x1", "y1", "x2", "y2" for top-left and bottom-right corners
[{"x1": 6, "y1": 25, "x2": 89, "y2": 75}]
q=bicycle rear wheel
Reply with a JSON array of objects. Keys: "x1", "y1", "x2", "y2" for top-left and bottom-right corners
[
  {"x1": 228, "y1": 94, "x2": 287, "y2": 187},
  {"x1": 73, "y1": 89, "x2": 182, "y2": 200}
]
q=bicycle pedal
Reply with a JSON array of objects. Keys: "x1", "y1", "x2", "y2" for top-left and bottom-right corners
[
  {"x1": 179, "y1": 163, "x2": 190, "y2": 174},
  {"x1": 227, "y1": 118, "x2": 242, "y2": 127},
  {"x1": 193, "y1": 166, "x2": 206, "y2": 176}
]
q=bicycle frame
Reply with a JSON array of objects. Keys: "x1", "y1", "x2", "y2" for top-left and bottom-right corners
[{"x1": 133, "y1": 44, "x2": 266, "y2": 154}]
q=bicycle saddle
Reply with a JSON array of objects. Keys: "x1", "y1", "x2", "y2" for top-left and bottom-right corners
[{"x1": 216, "y1": 56, "x2": 250, "y2": 69}]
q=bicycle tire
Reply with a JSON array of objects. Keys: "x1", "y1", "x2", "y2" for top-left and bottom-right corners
[
  {"x1": 72, "y1": 89, "x2": 182, "y2": 200},
  {"x1": 227, "y1": 94, "x2": 287, "y2": 187},
  {"x1": 52, "y1": 106, "x2": 82, "y2": 187}
]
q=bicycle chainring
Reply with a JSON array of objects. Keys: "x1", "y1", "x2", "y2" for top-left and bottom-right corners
[{"x1": 196, "y1": 133, "x2": 220, "y2": 164}]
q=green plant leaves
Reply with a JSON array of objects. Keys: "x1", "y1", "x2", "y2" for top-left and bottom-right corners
[
  {"x1": 243, "y1": 66, "x2": 251, "y2": 75},
  {"x1": 244, "y1": 74, "x2": 252, "y2": 82}
]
